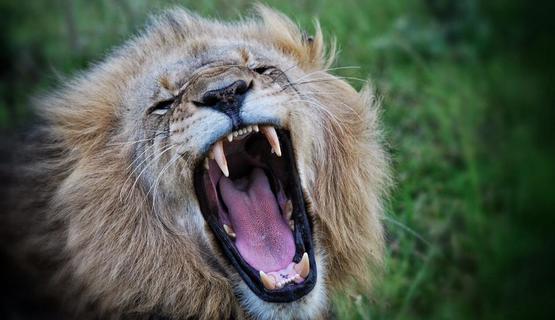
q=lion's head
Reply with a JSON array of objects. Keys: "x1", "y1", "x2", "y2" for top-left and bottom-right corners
[{"x1": 12, "y1": 6, "x2": 389, "y2": 319}]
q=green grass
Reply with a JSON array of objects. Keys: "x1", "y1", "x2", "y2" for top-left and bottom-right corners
[{"x1": 1, "y1": 0, "x2": 553, "y2": 319}]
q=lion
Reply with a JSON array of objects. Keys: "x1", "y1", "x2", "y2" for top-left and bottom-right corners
[{"x1": 1, "y1": 5, "x2": 389, "y2": 320}]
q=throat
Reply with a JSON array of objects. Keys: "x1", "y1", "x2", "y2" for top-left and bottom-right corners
[{"x1": 219, "y1": 168, "x2": 295, "y2": 272}]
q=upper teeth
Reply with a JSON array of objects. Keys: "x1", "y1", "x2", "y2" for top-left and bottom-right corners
[
  {"x1": 207, "y1": 125, "x2": 281, "y2": 177},
  {"x1": 228, "y1": 125, "x2": 259, "y2": 142},
  {"x1": 213, "y1": 140, "x2": 229, "y2": 177},
  {"x1": 261, "y1": 126, "x2": 282, "y2": 157}
]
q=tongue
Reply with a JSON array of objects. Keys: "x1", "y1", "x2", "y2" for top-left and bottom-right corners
[{"x1": 219, "y1": 168, "x2": 295, "y2": 272}]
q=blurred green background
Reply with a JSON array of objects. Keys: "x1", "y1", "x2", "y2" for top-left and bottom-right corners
[{"x1": 1, "y1": 0, "x2": 554, "y2": 319}]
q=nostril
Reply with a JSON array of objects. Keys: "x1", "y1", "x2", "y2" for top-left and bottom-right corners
[
  {"x1": 234, "y1": 80, "x2": 249, "y2": 95},
  {"x1": 200, "y1": 91, "x2": 220, "y2": 107}
]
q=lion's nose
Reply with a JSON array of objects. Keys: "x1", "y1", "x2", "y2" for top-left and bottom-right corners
[
  {"x1": 200, "y1": 80, "x2": 250, "y2": 107},
  {"x1": 198, "y1": 80, "x2": 251, "y2": 129}
]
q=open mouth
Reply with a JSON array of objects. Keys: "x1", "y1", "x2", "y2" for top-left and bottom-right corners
[{"x1": 193, "y1": 125, "x2": 317, "y2": 302}]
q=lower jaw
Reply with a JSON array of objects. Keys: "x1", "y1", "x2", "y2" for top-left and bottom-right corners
[{"x1": 193, "y1": 129, "x2": 317, "y2": 302}]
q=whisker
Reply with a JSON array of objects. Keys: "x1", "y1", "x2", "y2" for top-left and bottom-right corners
[
  {"x1": 383, "y1": 215, "x2": 431, "y2": 246},
  {"x1": 288, "y1": 66, "x2": 362, "y2": 85},
  {"x1": 122, "y1": 142, "x2": 159, "y2": 175},
  {"x1": 299, "y1": 91, "x2": 366, "y2": 122},
  {"x1": 120, "y1": 144, "x2": 175, "y2": 203},
  {"x1": 119, "y1": 144, "x2": 160, "y2": 202},
  {"x1": 291, "y1": 76, "x2": 368, "y2": 86},
  {"x1": 286, "y1": 98, "x2": 350, "y2": 151},
  {"x1": 108, "y1": 138, "x2": 154, "y2": 146},
  {"x1": 121, "y1": 132, "x2": 170, "y2": 179},
  {"x1": 299, "y1": 98, "x2": 348, "y2": 132},
  {"x1": 323, "y1": 65, "x2": 361, "y2": 71},
  {"x1": 107, "y1": 131, "x2": 167, "y2": 146},
  {"x1": 281, "y1": 62, "x2": 301, "y2": 73},
  {"x1": 148, "y1": 151, "x2": 182, "y2": 211}
]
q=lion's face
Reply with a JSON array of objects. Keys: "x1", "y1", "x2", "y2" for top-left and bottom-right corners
[
  {"x1": 125, "y1": 20, "x2": 327, "y2": 312},
  {"x1": 39, "y1": 6, "x2": 388, "y2": 319},
  {"x1": 127, "y1": 30, "x2": 323, "y2": 306}
]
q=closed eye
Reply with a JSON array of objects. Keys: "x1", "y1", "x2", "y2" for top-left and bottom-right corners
[
  {"x1": 253, "y1": 66, "x2": 272, "y2": 75},
  {"x1": 148, "y1": 98, "x2": 176, "y2": 115}
]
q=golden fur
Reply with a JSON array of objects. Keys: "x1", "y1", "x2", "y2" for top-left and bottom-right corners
[{"x1": 4, "y1": 6, "x2": 389, "y2": 319}]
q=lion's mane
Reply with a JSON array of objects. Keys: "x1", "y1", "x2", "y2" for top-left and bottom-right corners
[{"x1": 2, "y1": 6, "x2": 389, "y2": 319}]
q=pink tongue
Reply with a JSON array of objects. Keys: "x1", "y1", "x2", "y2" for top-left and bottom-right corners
[{"x1": 219, "y1": 168, "x2": 295, "y2": 272}]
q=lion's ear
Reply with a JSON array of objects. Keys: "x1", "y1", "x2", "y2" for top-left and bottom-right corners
[
  {"x1": 254, "y1": 4, "x2": 334, "y2": 70},
  {"x1": 143, "y1": 8, "x2": 202, "y2": 46}
]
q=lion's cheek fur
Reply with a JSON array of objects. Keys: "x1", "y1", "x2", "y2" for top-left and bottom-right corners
[
  {"x1": 54, "y1": 161, "x2": 237, "y2": 319},
  {"x1": 291, "y1": 84, "x2": 388, "y2": 294}
]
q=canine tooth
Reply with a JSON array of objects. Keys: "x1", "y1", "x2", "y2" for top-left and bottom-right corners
[
  {"x1": 213, "y1": 141, "x2": 229, "y2": 177},
  {"x1": 261, "y1": 126, "x2": 282, "y2": 157},
  {"x1": 223, "y1": 224, "x2": 236, "y2": 239},
  {"x1": 227, "y1": 134, "x2": 233, "y2": 142},
  {"x1": 253, "y1": 125, "x2": 259, "y2": 132},
  {"x1": 260, "y1": 271, "x2": 276, "y2": 290},
  {"x1": 204, "y1": 158, "x2": 210, "y2": 170},
  {"x1": 294, "y1": 252, "x2": 310, "y2": 278}
]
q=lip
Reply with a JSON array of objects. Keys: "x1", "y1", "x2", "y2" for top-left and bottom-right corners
[{"x1": 193, "y1": 128, "x2": 317, "y2": 302}]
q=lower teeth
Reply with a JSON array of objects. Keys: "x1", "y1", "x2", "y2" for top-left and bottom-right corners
[{"x1": 259, "y1": 253, "x2": 310, "y2": 290}]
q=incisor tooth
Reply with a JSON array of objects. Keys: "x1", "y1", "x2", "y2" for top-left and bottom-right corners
[
  {"x1": 223, "y1": 224, "x2": 236, "y2": 239},
  {"x1": 213, "y1": 141, "x2": 229, "y2": 177},
  {"x1": 247, "y1": 126, "x2": 253, "y2": 132},
  {"x1": 261, "y1": 126, "x2": 282, "y2": 157},
  {"x1": 260, "y1": 271, "x2": 276, "y2": 290},
  {"x1": 294, "y1": 252, "x2": 310, "y2": 278}
]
